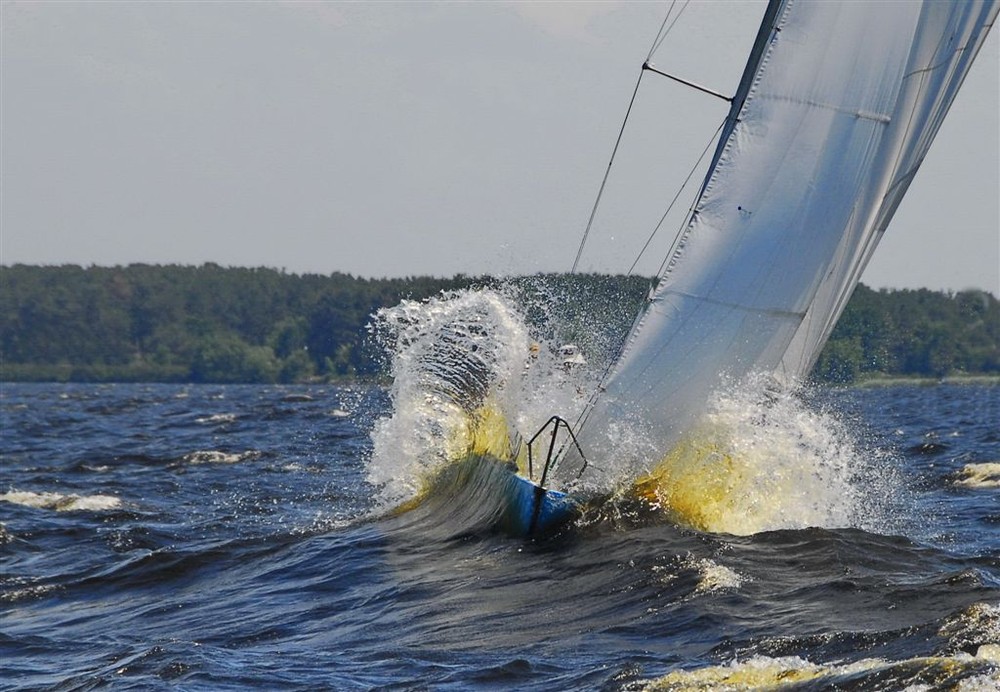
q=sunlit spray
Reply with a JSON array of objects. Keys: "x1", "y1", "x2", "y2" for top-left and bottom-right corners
[
  {"x1": 369, "y1": 286, "x2": 900, "y2": 537},
  {"x1": 631, "y1": 374, "x2": 902, "y2": 535},
  {"x1": 369, "y1": 289, "x2": 527, "y2": 505},
  {"x1": 367, "y1": 283, "x2": 615, "y2": 506}
]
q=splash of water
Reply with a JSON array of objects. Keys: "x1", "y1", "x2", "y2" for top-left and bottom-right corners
[
  {"x1": 369, "y1": 286, "x2": 900, "y2": 536},
  {"x1": 631, "y1": 375, "x2": 901, "y2": 535},
  {"x1": 368, "y1": 283, "x2": 619, "y2": 506},
  {"x1": 369, "y1": 289, "x2": 525, "y2": 505}
]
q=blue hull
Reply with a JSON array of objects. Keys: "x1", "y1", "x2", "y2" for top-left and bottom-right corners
[
  {"x1": 394, "y1": 454, "x2": 583, "y2": 538},
  {"x1": 503, "y1": 472, "x2": 581, "y2": 537}
]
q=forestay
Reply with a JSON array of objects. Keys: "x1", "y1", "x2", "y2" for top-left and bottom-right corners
[{"x1": 572, "y1": 0, "x2": 999, "y2": 480}]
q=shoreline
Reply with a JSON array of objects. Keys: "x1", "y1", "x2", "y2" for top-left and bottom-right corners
[
  {"x1": 847, "y1": 374, "x2": 1000, "y2": 388},
  {"x1": 3, "y1": 371, "x2": 997, "y2": 388}
]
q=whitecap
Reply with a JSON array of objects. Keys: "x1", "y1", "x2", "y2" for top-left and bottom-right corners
[
  {"x1": 1, "y1": 581, "x2": 60, "y2": 603},
  {"x1": 639, "y1": 652, "x2": 999, "y2": 690},
  {"x1": 182, "y1": 450, "x2": 260, "y2": 465},
  {"x1": 955, "y1": 463, "x2": 1000, "y2": 489},
  {"x1": 0, "y1": 490, "x2": 122, "y2": 512},
  {"x1": 939, "y1": 602, "x2": 1000, "y2": 652},
  {"x1": 194, "y1": 413, "x2": 237, "y2": 424},
  {"x1": 690, "y1": 557, "x2": 746, "y2": 594}
]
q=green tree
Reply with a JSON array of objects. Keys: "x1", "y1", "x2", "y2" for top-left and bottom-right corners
[{"x1": 190, "y1": 332, "x2": 278, "y2": 383}]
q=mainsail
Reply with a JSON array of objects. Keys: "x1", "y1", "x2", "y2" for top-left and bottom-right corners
[{"x1": 571, "y1": 0, "x2": 999, "y2": 480}]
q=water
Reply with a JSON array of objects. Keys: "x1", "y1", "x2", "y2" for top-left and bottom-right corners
[{"x1": 3, "y1": 377, "x2": 998, "y2": 690}]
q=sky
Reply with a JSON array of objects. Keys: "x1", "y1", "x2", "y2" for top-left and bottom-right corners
[{"x1": 2, "y1": 1, "x2": 998, "y2": 293}]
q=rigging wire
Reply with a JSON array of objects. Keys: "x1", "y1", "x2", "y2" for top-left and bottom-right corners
[
  {"x1": 571, "y1": 0, "x2": 691, "y2": 274},
  {"x1": 570, "y1": 68, "x2": 646, "y2": 274},
  {"x1": 571, "y1": 120, "x2": 720, "y2": 437},
  {"x1": 567, "y1": 0, "x2": 728, "y2": 436},
  {"x1": 648, "y1": 0, "x2": 691, "y2": 63},
  {"x1": 626, "y1": 121, "x2": 725, "y2": 277}
]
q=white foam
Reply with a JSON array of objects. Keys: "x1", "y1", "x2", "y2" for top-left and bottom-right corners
[
  {"x1": 182, "y1": 450, "x2": 259, "y2": 465},
  {"x1": 195, "y1": 413, "x2": 237, "y2": 424},
  {"x1": 366, "y1": 287, "x2": 898, "y2": 536},
  {"x1": 977, "y1": 644, "x2": 1000, "y2": 662},
  {"x1": 368, "y1": 289, "x2": 533, "y2": 505},
  {"x1": 0, "y1": 490, "x2": 122, "y2": 512},
  {"x1": 702, "y1": 381, "x2": 870, "y2": 533},
  {"x1": 654, "y1": 555, "x2": 747, "y2": 595},
  {"x1": 939, "y1": 602, "x2": 1000, "y2": 652},
  {"x1": 367, "y1": 284, "x2": 623, "y2": 505},
  {"x1": 640, "y1": 652, "x2": 1000, "y2": 690},
  {"x1": 0, "y1": 580, "x2": 60, "y2": 602},
  {"x1": 631, "y1": 375, "x2": 903, "y2": 535},
  {"x1": 690, "y1": 557, "x2": 746, "y2": 594},
  {"x1": 955, "y1": 463, "x2": 1000, "y2": 489}
]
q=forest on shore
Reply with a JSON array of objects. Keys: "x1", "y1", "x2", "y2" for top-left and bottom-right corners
[{"x1": 2, "y1": 264, "x2": 998, "y2": 385}]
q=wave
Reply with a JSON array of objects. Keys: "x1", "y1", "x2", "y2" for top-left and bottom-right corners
[
  {"x1": 634, "y1": 602, "x2": 1000, "y2": 689},
  {"x1": 181, "y1": 450, "x2": 262, "y2": 465},
  {"x1": 637, "y1": 647, "x2": 999, "y2": 691},
  {"x1": 0, "y1": 490, "x2": 122, "y2": 512},
  {"x1": 194, "y1": 413, "x2": 237, "y2": 425},
  {"x1": 954, "y1": 462, "x2": 1000, "y2": 489}
]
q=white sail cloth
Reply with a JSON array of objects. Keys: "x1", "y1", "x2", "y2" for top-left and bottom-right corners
[{"x1": 573, "y1": 0, "x2": 999, "y2": 481}]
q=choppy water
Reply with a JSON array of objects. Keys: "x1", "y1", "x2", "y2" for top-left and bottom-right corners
[{"x1": 2, "y1": 379, "x2": 998, "y2": 690}]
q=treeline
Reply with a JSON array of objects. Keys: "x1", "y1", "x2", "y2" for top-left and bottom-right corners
[
  {"x1": 1, "y1": 264, "x2": 997, "y2": 384},
  {"x1": 814, "y1": 283, "x2": 1000, "y2": 382},
  {"x1": 0, "y1": 264, "x2": 645, "y2": 384}
]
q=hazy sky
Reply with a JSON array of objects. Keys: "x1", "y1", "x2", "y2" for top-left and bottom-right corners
[{"x1": 2, "y1": 1, "x2": 998, "y2": 293}]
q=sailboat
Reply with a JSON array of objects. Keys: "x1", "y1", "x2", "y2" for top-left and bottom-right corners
[{"x1": 383, "y1": 0, "x2": 999, "y2": 537}]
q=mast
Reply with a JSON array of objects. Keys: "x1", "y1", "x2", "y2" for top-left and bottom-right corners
[{"x1": 696, "y1": 0, "x2": 785, "y2": 217}]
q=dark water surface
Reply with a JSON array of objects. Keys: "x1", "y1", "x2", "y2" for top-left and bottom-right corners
[{"x1": 2, "y1": 383, "x2": 998, "y2": 689}]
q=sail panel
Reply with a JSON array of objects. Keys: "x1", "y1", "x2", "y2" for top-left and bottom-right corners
[
  {"x1": 573, "y1": 0, "x2": 999, "y2": 481},
  {"x1": 778, "y1": 0, "x2": 1000, "y2": 378}
]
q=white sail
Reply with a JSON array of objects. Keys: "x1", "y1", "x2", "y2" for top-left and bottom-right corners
[{"x1": 573, "y1": 0, "x2": 999, "y2": 480}]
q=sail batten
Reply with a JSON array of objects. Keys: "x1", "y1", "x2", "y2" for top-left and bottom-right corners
[{"x1": 565, "y1": 0, "x2": 999, "y2": 485}]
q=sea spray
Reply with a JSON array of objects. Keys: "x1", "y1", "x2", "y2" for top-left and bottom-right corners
[
  {"x1": 366, "y1": 281, "x2": 631, "y2": 506},
  {"x1": 368, "y1": 289, "x2": 529, "y2": 505},
  {"x1": 368, "y1": 286, "x2": 902, "y2": 537},
  {"x1": 631, "y1": 375, "x2": 902, "y2": 535}
]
